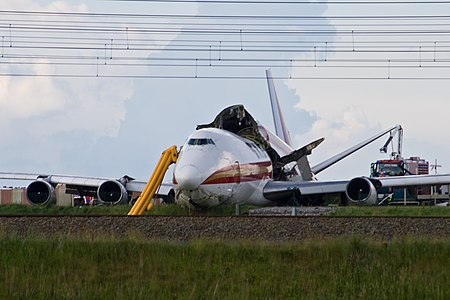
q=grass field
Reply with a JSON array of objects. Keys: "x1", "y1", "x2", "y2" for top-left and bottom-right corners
[
  {"x1": 330, "y1": 205, "x2": 450, "y2": 217},
  {"x1": 0, "y1": 205, "x2": 448, "y2": 298},
  {"x1": 0, "y1": 235, "x2": 448, "y2": 299},
  {"x1": 0, "y1": 203, "x2": 449, "y2": 217},
  {"x1": 0, "y1": 203, "x2": 255, "y2": 216}
]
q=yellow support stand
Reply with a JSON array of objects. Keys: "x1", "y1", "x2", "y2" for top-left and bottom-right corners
[{"x1": 128, "y1": 145, "x2": 178, "y2": 216}]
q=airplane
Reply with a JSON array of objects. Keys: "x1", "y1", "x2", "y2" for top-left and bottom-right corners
[{"x1": 2, "y1": 69, "x2": 450, "y2": 208}]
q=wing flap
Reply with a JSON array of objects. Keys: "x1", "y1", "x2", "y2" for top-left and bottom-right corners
[
  {"x1": 263, "y1": 180, "x2": 348, "y2": 203},
  {"x1": 126, "y1": 181, "x2": 173, "y2": 195},
  {"x1": 0, "y1": 172, "x2": 43, "y2": 181},
  {"x1": 48, "y1": 175, "x2": 106, "y2": 187}
]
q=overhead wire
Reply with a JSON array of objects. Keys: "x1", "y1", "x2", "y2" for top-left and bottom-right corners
[
  {"x1": 1, "y1": 73, "x2": 449, "y2": 80},
  {"x1": 1, "y1": 10, "x2": 449, "y2": 79},
  {"x1": 2, "y1": 10, "x2": 450, "y2": 19},
  {"x1": 109, "y1": 0, "x2": 450, "y2": 4}
]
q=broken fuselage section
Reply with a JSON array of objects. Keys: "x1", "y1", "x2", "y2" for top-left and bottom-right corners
[{"x1": 173, "y1": 105, "x2": 298, "y2": 208}]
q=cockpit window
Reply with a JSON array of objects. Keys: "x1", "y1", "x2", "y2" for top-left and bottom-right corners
[
  {"x1": 246, "y1": 142, "x2": 264, "y2": 158},
  {"x1": 187, "y1": 138, "x2": 215, "y2": 146}
]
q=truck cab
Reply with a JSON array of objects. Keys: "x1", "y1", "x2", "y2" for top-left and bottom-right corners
[
  {"x1": 370, "y1": 157, "x2": 431, "y2": 203},
  {"x1": 370, "y1": 159, "x2": 405, "y2": 177}
]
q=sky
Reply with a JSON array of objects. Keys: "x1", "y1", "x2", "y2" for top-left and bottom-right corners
[{"x1": 1, "y1": 0, "x2": 450, "y2": 188}]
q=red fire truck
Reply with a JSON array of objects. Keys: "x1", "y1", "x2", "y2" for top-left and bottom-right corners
[
  {"x1": 370, "y1": 157, "x2": 429, "y2": 178},
  {"x1": 370, "y1": 125, "x2": 432, "y2": 203}
]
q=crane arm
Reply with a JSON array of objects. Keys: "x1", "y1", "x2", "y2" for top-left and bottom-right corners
[{"x1": 380, "y1": 125, "x2": 403, "y2": 160}]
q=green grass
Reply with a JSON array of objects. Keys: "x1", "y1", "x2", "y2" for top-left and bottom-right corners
[
  {"x1": 0, "y1": 235, "x2": 448, "y2": 299},
  {"x1": 0, "y1": 203, "x2": 449, "y2": 217},
  {"x1": 331, "y1": 205, "x2": 450, "y2": 217},
  {"x1": 0, "y1": 203, "x2": 258, "y2": 216},
  {"x1": 0, "y1": 204, "x2": 132, "y2": 215}
]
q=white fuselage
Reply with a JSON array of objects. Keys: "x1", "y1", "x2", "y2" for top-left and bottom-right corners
[{"x1": 173, "y1": 128, "x2": 275, "y2": 207}]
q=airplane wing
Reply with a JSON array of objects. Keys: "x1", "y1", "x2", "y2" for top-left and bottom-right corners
[
  {"x1": 0, "y1": 172, "x2": 108, "y2": 187},
  {"x1": 264, "y1": 173, "x2": 450, "y2": 206},
  {"x1": 0, "y1": 171, "x2": 173, "y2": 205},
  {"x1": 366, "y1": 174, "x2": 450, "y2": 189}
]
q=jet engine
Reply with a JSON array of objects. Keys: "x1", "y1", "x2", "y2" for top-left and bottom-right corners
[
  {"x1": 345, "y1": 177, "x2": 379, "y2": 205},
  {"x1": 97, "y1": 180, "x2": 129, "y2": 205},
  {"x1": 26, "y1": 180, "x2": 56, "y2": 206}
]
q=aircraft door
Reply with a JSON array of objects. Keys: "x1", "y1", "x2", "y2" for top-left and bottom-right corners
[{"x1": 235, "y1": 161, "x2": 241, "y2": 184}]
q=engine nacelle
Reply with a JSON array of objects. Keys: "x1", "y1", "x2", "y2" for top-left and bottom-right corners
[
  {"x1": 345, "y1": 177, "x2": 379, "y2": 205},
  {"x1": 97, "y1": 180, "x2": 128, "y2": 205},
  {"x1": 26, "y1": 180, "x2": 56, "y2": 206}
]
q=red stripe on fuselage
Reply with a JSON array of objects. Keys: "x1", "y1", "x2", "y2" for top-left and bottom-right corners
[{"x1": 203, "y1": 161, "x2": 272, "y2": 185}]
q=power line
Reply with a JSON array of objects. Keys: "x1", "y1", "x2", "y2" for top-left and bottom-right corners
[
  {"x1": 2, "y1": 22, "x2": 450, "y2": 32},
  {"x1": 3, "y1": 59, "x2": 450, "y2": 67},
  {"x1": 108, "y1": 0, "x2": 450, "y2": 4},
  {"x1": 4, "y1": 25, "x2": 450, "y2": 37},
  {"x1": 1, "y1": 72, "x2": 449, "y2": 80},
  {"x1": 3, "y1": 16, "x2": 450, "y2": 27},
  {"x1": 1, "y1": 9, "x2": 449, "y2": 80},
  {"x1": 4, "y1": 53, "x2": 450, "y2": 63},
  {"x1": 4, "y1": 33, "x2": 450, "y2": 48},
  {"x1": 3, "y1": 43, "x2": 450, "y2": 52},
  {"x1": 2, "y1": 10, "x2": 450, "y2": 20}
]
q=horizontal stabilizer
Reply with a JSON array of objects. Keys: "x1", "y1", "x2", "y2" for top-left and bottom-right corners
[{"x1": 278, "y1": 138, "x2": 324, "y2": 166}]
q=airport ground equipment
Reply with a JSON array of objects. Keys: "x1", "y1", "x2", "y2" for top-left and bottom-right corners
[
  {"x1": 379, "y1": 125, "x2": 403, "y2": 160},
  {"x1": 370, "y1": 125, "x2": 433, "y2": 203},
  {"x1": 371, "y1": 125, "x2": 428, "y2": 178},
  {"x1": 128, "y1": 146, "x2": 178, "y2": 216},
  {"x1": 371, "y1": 157, "x2": 429, "y2": 178}
]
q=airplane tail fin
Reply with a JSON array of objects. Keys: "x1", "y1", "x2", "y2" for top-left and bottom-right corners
[
  {"x1": 265, "y1": 69, "x2": 293, "y2": 147},
  {"x1": 265, "y1": 69, "x2": 314, "y2": 181}
]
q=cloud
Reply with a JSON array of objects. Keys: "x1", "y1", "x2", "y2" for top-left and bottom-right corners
[
  {"x1": 0, "y1": 62, "x2": 66, "y2": 121},
  {"x1": 2, "y1": 0, "x2": 88, "y2": 13},
  {"x1": 12, "y1": 0, "x2": 448, "y2": 185},
  {"x1": 299, "y1": 104, "x2": 370, "y2": 143},
  {"x1": 0, "y1": 1, "x2": 136, "y2": 172},
  {"x1": 281, "y1": 1, "x2": 450, "y2": 180},
  {"x1": 0, "y1": 0, "x2": 206, "y2": 176},
  {"x1": 286, "y1": 66, "x2": 450, "y2": 180}
]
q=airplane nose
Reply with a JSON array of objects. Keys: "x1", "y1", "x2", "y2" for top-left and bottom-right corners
[{"x1": 176, "y1": 165, "x2": 203, "y2": 190}]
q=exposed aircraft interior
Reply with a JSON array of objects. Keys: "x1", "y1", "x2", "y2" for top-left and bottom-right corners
[
  {"x1": 196, "y1": 105, "x2": 288, "y2": 180},
  {"x1": 196, "y1": 105, "x2": 267, "y2": 147}
]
